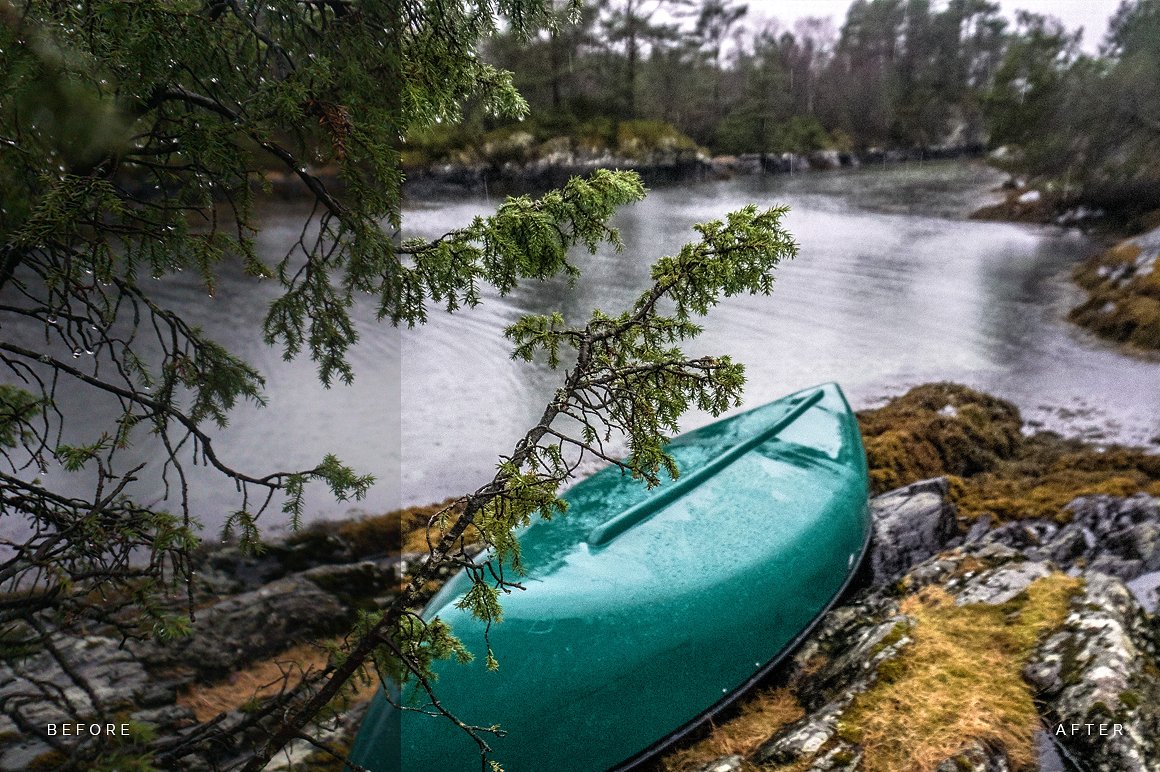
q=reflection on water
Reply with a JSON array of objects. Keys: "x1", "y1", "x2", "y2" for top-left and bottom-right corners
[
  {"x1": 6, "y1": 161, "x2": 1159, "y2": 528},
  {"x1": 401, "y1": 161, "x2": 1160, "y2": 509}
]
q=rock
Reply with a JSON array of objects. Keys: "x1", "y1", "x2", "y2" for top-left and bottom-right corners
[
  {"x1": 1017, "y1": 189, "x2": 1042, "y2": 204},
  {"x1": 869, "y1": 477, "x2": 959, "y2": 584},
  {"x1": 1026, "y1": 572, "x2": 1160, "y2": 771},
  {"x1": 694, "y1": 754, "x2": 743, "y2": 772},
  {"x1": 753, "y1": 594, "x2": 910, "y2": 767},
  {"x1": 964, "y1": 513, "x2": 994, "y2": 544},
  {"x1": 136, "y1": 575, "x2": 348, "y2": 680},
  {"x1": 0, "y1": 635, "x2": 154, "y2": 733},
  {"x1": 301, "y1": 559, "x2": 400, "y2": 605},
  {"x1": 934, "y1": 740, "x2": 1010, "y2": 771},
  {"x1": 805, "y1": 741, "x2": 861, "y2": 770},
  {"x1": 752, "y1": 701, "x2": 847, "y2": 765},
  {"x1": 954, "y1": 560, "x2": 1052, "y2": 605}
]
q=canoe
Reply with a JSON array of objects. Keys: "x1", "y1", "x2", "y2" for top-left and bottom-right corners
[{"x1": 350, "y1": 382, "x2": 871, "y2": 771}]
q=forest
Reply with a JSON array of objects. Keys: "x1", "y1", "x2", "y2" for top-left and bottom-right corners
[{"x1": 413, "y1": 0, "x2": 1160, "y2": 215}]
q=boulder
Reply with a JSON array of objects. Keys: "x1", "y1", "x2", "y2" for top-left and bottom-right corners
[
  {"x1": 1025, "y1": 572, "x2": 1160, "y2": 771},
  {"x1": 136, "y1": 575, "x2": 348, "y2": 680},
  {"x1": 869, "y1": 477, "x2": 959, "y2": 584}
]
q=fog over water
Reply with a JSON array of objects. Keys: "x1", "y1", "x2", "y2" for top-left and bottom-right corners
[{"x1": 9, "y1": 161, "x2": 1159, "y2": 530}]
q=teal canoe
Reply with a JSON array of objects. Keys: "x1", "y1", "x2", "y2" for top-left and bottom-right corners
[{"x1": 350, "y1": 383, "x2": 871, "y2": 771}]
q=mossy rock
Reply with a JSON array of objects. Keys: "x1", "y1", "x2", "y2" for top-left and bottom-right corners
[
  {"x1": 858, "y1": 383, "x2": 1023, "y2": 494},
  {"x1": 859, "y1": 383, "x2": 1160, "y2": 522}
]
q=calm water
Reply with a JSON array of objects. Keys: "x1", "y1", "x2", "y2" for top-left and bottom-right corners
[{"x1": 7, "y1": 161, "x2": 1160, "y2": 530}]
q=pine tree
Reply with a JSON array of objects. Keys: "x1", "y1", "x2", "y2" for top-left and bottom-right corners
[{"x1": 0, "y1": 1, "x2": 796, "y2": 767}]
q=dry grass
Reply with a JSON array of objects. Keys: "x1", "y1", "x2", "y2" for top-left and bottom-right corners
[
  {"x1": 178, "y1": 641, "x2": 378, "y2": 721},
  {"x1": 660, "y1": 688, "x2": 804, "y2": 772},
  {"x1": 838, "y1": 574, "x2": 1082, "y2": 772}
]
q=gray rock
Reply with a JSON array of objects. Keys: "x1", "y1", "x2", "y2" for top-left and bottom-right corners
[
  {"x1": 870, "y1": 477, "x2": 959, "y2": 584},
  {"x1": 806, "y1": 741, "x2": 861, "y2": 770},
  {"x1": 0, "y1": 635, "x2": 153, "y2": 734},
  {"x1": 934, "y1": 740, "x2": 1010, "y2": 771},
  {"x1": 954, "y1": 560, "x2": 1052, "y2": 605},
  {"x1": 1026, "y1": 572, "x2": 1160, "y2": 771},
  {"x1": 136, "y1": 575, "x2": 347, "y2": 680},
  {"x1": 694, "y1": 754, "x2": 743, "y2": 772}
]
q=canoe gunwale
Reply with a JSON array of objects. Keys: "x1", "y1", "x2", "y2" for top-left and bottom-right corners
[{"x1": 606, "y1": 512, "x2": 873, "y2": 772}]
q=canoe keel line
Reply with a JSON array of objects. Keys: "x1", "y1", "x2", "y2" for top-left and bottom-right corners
[{"x1": 349, "y1": 383, "x2": 872, "y2": 771}]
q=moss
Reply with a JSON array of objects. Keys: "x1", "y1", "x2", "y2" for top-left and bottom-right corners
[
  {"x1": 859, "y1": 384, "x2": 1160, "y2": 523},
  {"x1": 838, "y1": 575, "x2": 1082, "y2": 772},
  {"x1": 1120, "y1": 689, "x2": 1142, "y2": 710},
  {"x1": 292, "y1": 498, "x2": 468, "y2": 561},
  {"x1": 27, "y1": 751, "x2": 67, "y2": 771},
  {"x1": 858, "y1": 383, "x2": 1023, "y2": 494},
  {"x1": 870, "y1": 622, "x2": 910, "y2": 656},
  {"x1": 1071, "y1": 234, "x2": 1160, "y2": 352},
  {"x1": 835, "y1": 720, "x2": 862, "y2": 745}
]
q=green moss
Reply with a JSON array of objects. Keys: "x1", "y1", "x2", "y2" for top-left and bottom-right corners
[
  {"x1": 859, "y1": 383, "x2": 1160, "y2": 522},
  {"x1": 1120, "y1": 689, "x2": 1142, "y2": 710},
  {"x1": 857, "y1": 383, "x2": 1023, "y2": 494},
  {"x1": 1071, "y1": 236, "x2": 1160, "y2": 351},
  {"x1": 870, "y1": 622, "x2": 910, "y2": 657},
  {"x1": 832, "y1": 748, "x2": 857, "y2": 765},
  {"x1": 835, "y1": 720, "x2": 862, "y2": 744}
]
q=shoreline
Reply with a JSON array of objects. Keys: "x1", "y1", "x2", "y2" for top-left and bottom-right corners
[{"x1": 395, "y1": 144, "x2": 987, "y2": 198}]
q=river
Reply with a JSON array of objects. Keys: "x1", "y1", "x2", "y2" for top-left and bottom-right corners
[{"x1": 8, "y1": 160, "x2": 1160, "y2": 531}]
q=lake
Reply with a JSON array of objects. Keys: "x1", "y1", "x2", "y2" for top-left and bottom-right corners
[{"x1": 9, "y1": 160, "x2": 1160, "y2": 530}]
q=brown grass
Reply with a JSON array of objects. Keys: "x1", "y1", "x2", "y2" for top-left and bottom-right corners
[
  {"x1": 178, "y1": 641, "x2": 377, "y2": 721},
  {"x1": 660, "y1": 688, "x2": 804, "y2": 772},
  {"x1": 839, "y1": 574, "x2": 1082, "y2": 772}
]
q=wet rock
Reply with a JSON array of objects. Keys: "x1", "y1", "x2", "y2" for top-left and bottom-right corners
[
  {"x1": 985, "y1": 494, "x2": 1160, "y2": 585},
  {"x1": 934, "y1": 740, "x2": 1010, "y2": 771},
  {"x1": 805, "y1": 741, "x2": 861, "y2": 770},
  {"x1": 869, "y1": 477, "x2": 959, "y2": 584},
  {"x1": 752, "y1": 701, "x2": 847, "y2": 765},
  {"x1": 694, "y1": 754, "x2": 743, "y2": 772},
  {"x1": 136, "y1": 575, "x2": 347, "y2": 680},
  {"x1": 753, "y1": 595, "x2": 911, "y2": 767},
  {"x1": 954, "y1": 560, "x2": 1052, "y2": 605},
  {"x1": 0, "y1": 635, "x2": 154, "y2": 732},
  {"x1": 1025, "y1": 572, "x2": 1160, "y2": 771},
  {"x1": 301, "y1": 559, "x2": 400, "y2": 606}
]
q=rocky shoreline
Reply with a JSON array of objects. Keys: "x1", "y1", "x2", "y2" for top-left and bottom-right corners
[
  {"x1": 400, "y1": 144, "x2": 985, "y2": 198},
  {"x1": 2, "y1": 387, "x2": 1159, "y2": 771}
]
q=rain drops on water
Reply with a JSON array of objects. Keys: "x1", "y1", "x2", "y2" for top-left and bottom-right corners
[
  {"x1": 72, "y1": 348, "x2": 82, "y2": 358},
  {"x1": 46, "y1": 314, "x2": 58, "y2": 325}
]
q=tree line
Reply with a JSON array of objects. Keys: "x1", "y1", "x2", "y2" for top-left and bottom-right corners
[{"x1": 476, "y1": 0, "x2": 1160, "y2": 212}]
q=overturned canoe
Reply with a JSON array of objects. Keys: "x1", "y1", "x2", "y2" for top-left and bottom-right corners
[{"x1": 350, "y1": 383, "x2": 871, "y2": 771}]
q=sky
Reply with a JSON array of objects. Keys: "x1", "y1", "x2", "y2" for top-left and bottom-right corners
[{"x1": 744, "y1": 0, "x2": 1126, "y2": 53}]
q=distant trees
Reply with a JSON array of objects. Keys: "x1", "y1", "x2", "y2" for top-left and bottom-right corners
[
  {"x1": 983, "y1": 0, "x2": 1160, "y2": 213},
  {"x1": 481, "y1": 0, "x2": 1013, "y2": 154}
]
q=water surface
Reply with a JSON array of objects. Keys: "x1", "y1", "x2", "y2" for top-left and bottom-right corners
[{"x1": 7, "y1": 161, "x2": 1159, "y2": 529}]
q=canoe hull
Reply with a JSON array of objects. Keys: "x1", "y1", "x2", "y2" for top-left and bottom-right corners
[{"x1": 351, "y1": 383, "x2": 871, "y2": 771}]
